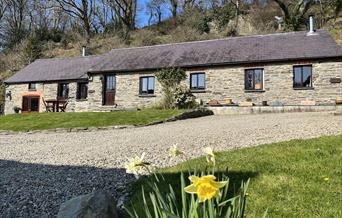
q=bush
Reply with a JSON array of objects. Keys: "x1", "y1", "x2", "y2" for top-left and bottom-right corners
[
  {"x1": 212, "y1": 5, "x2": 235, "y2": 31},
  {"x1": 155, "y1": 68, "x2": 187, "y2": 109},
  {"x1": 131, "y1": 29, "x2": 162, "y2": 47},
  {"x1": 23, "y1": 36, "x2": 42, "y2": 64},
  {"x1": 174, "y1": 86, "x2": 197, "y2": 109}
]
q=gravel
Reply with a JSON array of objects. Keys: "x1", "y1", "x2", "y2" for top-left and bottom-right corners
[{"x1": 1, "y1": 112, "x2": 341, "y2": 217}]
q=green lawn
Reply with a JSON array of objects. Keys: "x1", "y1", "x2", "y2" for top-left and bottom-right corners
[
  {"x1": 127, "y1": 135, "x2": 342, "y2": 217},
  {"x1": 0, "y1": 109, "x2": 185, "y2": 131}
]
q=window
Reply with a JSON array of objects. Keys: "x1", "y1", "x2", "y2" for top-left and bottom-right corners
[
  {"x1": 28, "y1": 83, "x2": 37, "y2": 90},
  {"x1": 77, "y1": 82, "x2": 88, "y2": 100},
  {"x1": 245, "y1": 69, "x2": 264, "y2": 90},
  {"x1": 139, "y1": 76, "x2": 155, "y2": 95},
  {"x1": 293, "y1": 65, "x2": 312, "y2": 88},
  {"x1": 190, "y1": 73, "x2": 205, "y2": 90},
  {"x1": 57, "y1": 83, "x2": 69, "y2": 99}
]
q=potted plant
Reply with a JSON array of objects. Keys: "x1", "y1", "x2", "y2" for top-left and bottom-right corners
[
  {"x1": 239, "y1": 98, "x2": 253, "y2": 107},
  {"x1": 13, "y1": 106, "x2": 21, "y2": 114}
]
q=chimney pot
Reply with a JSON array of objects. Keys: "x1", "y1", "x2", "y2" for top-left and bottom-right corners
[
  {"x1": 82, "y1": 46, "x2": 86, "y2": 57},
  {"x1": 309, "y1": 16, "x2": 315, "y2": 33}
]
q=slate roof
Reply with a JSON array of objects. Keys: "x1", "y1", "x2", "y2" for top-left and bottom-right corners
[
  {"x1": 4, "y1": 56, "x2": 102, "y2": 84},
  {"x1": 89, "y1": 30, "x2": 342, "y2": 73},
  {"x1": 5, "y1": 29, "x2": 342, "y2": 84}
]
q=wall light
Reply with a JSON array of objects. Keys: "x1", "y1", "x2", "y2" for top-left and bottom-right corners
[{"x1": 6, "y1": 90, "x2": 12, "y2": 101}]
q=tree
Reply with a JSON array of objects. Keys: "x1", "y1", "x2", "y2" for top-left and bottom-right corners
[
  {"x1": 146, "y1": 0, "x2": 165, "y2": 25},
  {"x1": 55, "y1": 0, "x2": 95, "y2": 39},
  {"x1": 93, "y1": 0, "x2": 114, "y2": 33},
  {"x1": 23, "y1": 36, "x2": 42, "y2": 64},
  {"x1": 155, "y1": 68, "x2": 186, "y2": 109},
  {"x1": 169, "y1": 0, "x2": 178, "y2": 18},
  {"x1": 107, "y1": 0, "x2": 137, "y2": 32},
  {"x1": 317, "y1": 0, "x2": 342, "y2": 26},
  {"x1": 1, "y1": 0, "x2": 29, "y2": 49},
  {"x1": 272, "y1": 0, "x2": 315, "y2": 31},
  {"x1": 0, "y1": 1, "x2": 7, "y2": 22}
]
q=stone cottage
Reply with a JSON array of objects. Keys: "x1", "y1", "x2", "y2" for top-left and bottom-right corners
[{"x1": 3, "y1": 28, "x2": 342, "y2": 115}]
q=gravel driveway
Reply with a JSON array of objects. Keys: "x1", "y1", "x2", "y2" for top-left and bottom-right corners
[{"x1": 1, "y1": 112, "x2": 341, "y2": 217}]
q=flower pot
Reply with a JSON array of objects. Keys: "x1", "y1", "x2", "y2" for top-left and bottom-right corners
[{"x1": 225, "y1": 98, "x2": 233, "y2": 105}]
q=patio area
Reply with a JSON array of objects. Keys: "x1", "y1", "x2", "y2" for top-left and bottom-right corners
[{"x1": 208, "y1": 105, "x2": 342, "y2": 115}]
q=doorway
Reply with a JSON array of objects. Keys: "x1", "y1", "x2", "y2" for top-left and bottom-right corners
[
  {"x1": 103, "y1": 75, "x2": 116, "y2": 105},
  {"x1": 22, "y1": 96, "x2": 40, "y2": 112}
]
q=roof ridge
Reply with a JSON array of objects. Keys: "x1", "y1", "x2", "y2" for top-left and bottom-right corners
[
  {"x1": 35, "y1": 54, "x2": 102, "y2": 61},
  {"x1": 109, "y1": 30, "x2": 323, "y2": 52}
]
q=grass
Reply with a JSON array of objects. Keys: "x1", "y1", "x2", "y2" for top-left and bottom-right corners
[
  {"x1": 126, "y1": 135, "x2": 342, "y2": 217},
  {"x1": 0, "y1": 109, "x2": 186, "y2": 131}
]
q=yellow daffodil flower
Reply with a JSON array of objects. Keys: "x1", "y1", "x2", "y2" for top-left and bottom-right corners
[
  {"x1": 169, "y1": 144, "x2": 184, "y2": 158},
  {"x1": 125, "y1": 153, "x2": 149, "y2": 176},
  {"x1": 203, "y1": 147, "x2": 216, "y2": 165},
  {"x1": 323, "y1": 177, "x2": 329, "y2": 181},
  {"x1": 184, "y1": 175, "x2": 227, "y2": 202}
]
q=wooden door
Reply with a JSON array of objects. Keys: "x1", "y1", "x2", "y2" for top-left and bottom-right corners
[
  {"x1": 22, "y1": 96, "x2": 40, "y2": 112},
  {"x1": 104, "y1": 75, "x2": 116, "y2": 105}
]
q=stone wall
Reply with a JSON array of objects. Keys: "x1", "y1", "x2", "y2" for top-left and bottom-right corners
[
  {"x1": 185, "y1": 60, "x2": 342, "y2": 106},
  {"x1": 4, "y1": 82, "x2": 87, "y2": 115},
  {"x1": 4, "y1": 59, "x2": 342, "y2": 114},
  {"x1": 87, "y1": 60, "x2": 342, "y2": 111},
  {"x1": 87, "y1": 72, "x2": 162, "y2": 111}
]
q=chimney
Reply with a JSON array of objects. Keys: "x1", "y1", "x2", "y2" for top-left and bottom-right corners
[
  {"x1": 82, "y1": 46, "x2": 86, "y2": 57},
  {"x1": 309, "y1": 15, "x2": 315, "y2": 34}
]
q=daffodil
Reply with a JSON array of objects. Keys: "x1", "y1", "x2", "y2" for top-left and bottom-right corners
[
  {"x1": 203, "y1": 147, "x2": 216, "y2": 165},
  {"x1": 125, "y1": 153, "x2": 149, "y2": 176},
  {"x1": 323, "y1": 177, "x2": 329, "y2": 181},
  {"x1": 169, "y1": 144, "x2": 184, "y2": 158},
  {"x1": 184, "y1": 175, "x2": 227, "y2": 202}
]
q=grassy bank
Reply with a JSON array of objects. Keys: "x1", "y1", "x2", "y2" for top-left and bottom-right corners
[
  {"x1": 0, "y1": 109, "x2": 185, "y2": 131},
  {"x1": 127, "y1": 135, "x2": 342, "y2": 217}
]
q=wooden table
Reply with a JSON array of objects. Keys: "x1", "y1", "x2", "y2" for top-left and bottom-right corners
[{"x1": 45, "y1": 99, "x2": 67, "y2": 112}]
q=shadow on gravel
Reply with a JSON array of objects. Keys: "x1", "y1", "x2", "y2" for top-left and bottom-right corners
[{"x1": 0, "y1": 159, "x2": 133, "y2": 218}]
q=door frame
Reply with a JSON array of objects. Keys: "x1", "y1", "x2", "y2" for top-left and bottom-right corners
[
  {"x1": 22, "y1": 95, "x2": 40, "y2": 113},
  {"x1": 103, "y1": 74, "x2": 116, "y2": 106}
]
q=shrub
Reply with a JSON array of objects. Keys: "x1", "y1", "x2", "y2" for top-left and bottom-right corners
[
  {"x1": 23, "y1": 36, "x2": 42, "y2": 64},
  {"x1": 174, "y1": 86, "x2": 197, "y2": 109},
  {"x1": 131, "y1": 29, "x2": 162, "y2": 47},
  {"x1": 155, "y1": 68, "x2": 187, "y2": 109}
]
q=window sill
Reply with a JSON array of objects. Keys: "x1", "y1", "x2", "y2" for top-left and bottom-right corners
[
  {"x1": 76, "y1": 99, "x2": 88, "y2": 102},
  {"x1": 28, "y1": 89, "x2": 37, "y2": 91},
  {"x1": 244, "y1": 90, "x2": 266, "y2": 93},
  {"x1": 190, "y1": 90, "x2": 206, "y2": 93},
  {"x1": 293, "y1": 87, "x2": 314, "y2": 90},
  {"x1": 139, "y1": 94, "x2": 156, "y2": 98}
]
